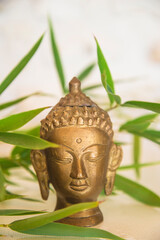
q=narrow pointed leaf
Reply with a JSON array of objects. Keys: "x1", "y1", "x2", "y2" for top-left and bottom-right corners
[
  {"x1": 9, "y1": 202, "x2": 98, "y2": 231},
  {"x1": 105, "y1": 82, "x2": 121, "y2": 105},
  {"x1": 48, "y1": 17, "x2": 66, "y2": 93},
  {"x1": 77, "y1": 63, "x2": 96, "y2": 81},
  {"x1": 95, "y1": 37, "x2": 115, "y2": 105},
  {"x1": 133, "y1": 135, "x2": 141, "y2": 178},
  {"x1": 128, "y1": 129, "x2": 160, "y2": 145},
  {"x1": 144, "y1": 129, "x2": 160, "y2": 138},
  {"x1": 0, "y1": 34, "x2": 44, "y2": 95},
  {"x1": 11, "y1": 147, "x2": 31, "y2": 164},
  {"x1": 122, "y1": 101, "x2": 160, "y2": 114},
  {"x1": 115, "y1": 174, "x2": 160, "y2": 207},
  {"x1": 16, "y1": 125, "x2": 40, "y2": 136},
  {"x1": 0, "y1": 92, "x2": 49, "y2": 111},
  {"x1": 0, "y1": 209, "x2": 46, "y2": 216},
  {"x1": 0, "y1": 167, "x2": 5, "y2": 201},
  {"x1": 17, "y1": 222, "x2": 124, "y2": 240},
  {"x1": 5, "y1": 191, "x2": 42, "y2": 202},
  {"x1": 11, "y1": 126, "x2": 41, "y2": 164},
  {"x1": 119, "y1": 114, "x2": 158, "y2": 132},
  {"x1": 0, "y1": 132, "x2": 58, "y2": 149},
  {"x1": 0, "y1": 158, "x2": 19, "y2": 170},
  {"x1": 25, "y1": 125, "x2": 40, "y2": 136},
  {"x1": 114, "y1": 141, "x2": 128, "y2": 146},
  {"x1": 82, "y1": 83, "x2": 102, "y2": 92},
  {"x1": 118, "y1": 161, "x2": 160, "y2": 170},
  {"x1": 0, "y1": 107, "x2": 50, "y2": 132}
]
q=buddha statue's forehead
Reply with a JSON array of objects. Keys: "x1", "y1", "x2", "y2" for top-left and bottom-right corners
[{"x1": 49, "y1": 126, "x2": 109, "y2": 147}]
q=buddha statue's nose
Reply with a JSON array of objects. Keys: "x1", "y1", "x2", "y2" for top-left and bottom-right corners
[{"x1": 70, "y1": 157, "x2": 87, "y2": 179}]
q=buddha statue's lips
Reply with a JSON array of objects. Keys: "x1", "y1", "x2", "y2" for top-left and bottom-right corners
[{"x1": 70, "y1": 179, "x2": 88, "y2": 191}]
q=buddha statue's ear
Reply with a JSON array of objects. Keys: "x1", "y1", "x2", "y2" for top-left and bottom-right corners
[
  {"x1": 30, "y1": 150, "x2": 49, "y2": 200},
  {"x1": 105, "y1": 143, "x2": 122, "y2": 196}
]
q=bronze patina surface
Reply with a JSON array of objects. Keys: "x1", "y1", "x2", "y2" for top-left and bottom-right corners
[{"x1": 31, "y1": 77, "x2": 122, "y2": 227}]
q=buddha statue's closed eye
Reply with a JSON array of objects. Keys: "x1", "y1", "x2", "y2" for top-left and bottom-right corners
[{"x1": 31, "y1": 77, "x2": 122, "y2": 227}]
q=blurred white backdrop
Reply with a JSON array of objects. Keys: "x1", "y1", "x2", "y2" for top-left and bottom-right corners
[{"x1": 0, "y1": 1, "x2": 160, "y2": 239}]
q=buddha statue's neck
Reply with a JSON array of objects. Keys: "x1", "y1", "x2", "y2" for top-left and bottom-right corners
[{"x1": 55, "y1": 196, "x2": 103, "y2": 227}]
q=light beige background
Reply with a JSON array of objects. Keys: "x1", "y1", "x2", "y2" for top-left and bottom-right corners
[{"x1": 0, "y1": 0, "x2": 160, "y2": 239}]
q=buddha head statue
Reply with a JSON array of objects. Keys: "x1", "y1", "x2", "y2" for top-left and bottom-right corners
[{"x1": 31, "y1": 77, "x2": 122, "y2": 227}]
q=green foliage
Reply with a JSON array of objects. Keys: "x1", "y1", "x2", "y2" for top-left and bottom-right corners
[
  {"x1": 48, "y1": 17, "x2": 66, "y2": 93},
  {"x1": 0, "y1": 209, "x2": 46, "y2": 216},
  {"x1": 127, "y1": 129, "x2": 160, "y2": 145},
  {"x1": 9, "y1": 202, "x2": 98, "y2": 231},
  {"x1": 0, "y1": 167, "x2": 5, "y2": 201},
  {"x1": 0, "y1": 34, "x2": 44, "y2": 95},
  {"x1": 122, "y1": 101, "x2": 160, "y2": 114},
  {"x1": 3, "y1": 191, "x2": 42, "y2": 203},
  {"x1": 77, "y1": 63, "x2": 96, "y2": 81},
  {"x1": 119, "y1": 113, "x2": 158, "y2": 132},
  {"x1": 115, "y1": 174, "x2": 160, "y2": 207},
  {"x1": 0, "y1": 158, "x2": 19, "y2": 171},
  {"x1": 133, "y1": 135, "x2": 141, "y2": 178},
  {"x1": 95, "y1": 37, "x2": 117, "y2": 105},
  {"x1": 0, "y1": 92, "x2": 45, "y2": 111},
  {"x1": 0, "y1": 107, "x2": 50, "y2": 132},
  {"x1": 118, "y1": 161, "x2": 160, "y2": 170},
  {"x1": 17, "y1": 222, "x2": 124, "y2": 240},
  {"x1": 0, "y1": 132, "x2": 58, "y2": 149},
  {"x1": 82, "y1": 83, "x2": 102, "y2": 92}
]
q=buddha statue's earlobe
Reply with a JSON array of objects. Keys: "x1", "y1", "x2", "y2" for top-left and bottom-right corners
[
  {"x1": 105, "y1": 143, "x2": 122, "y2": 196},
  {"x1": 30, "y1": 150, "x2": 49, "y2": 200}
]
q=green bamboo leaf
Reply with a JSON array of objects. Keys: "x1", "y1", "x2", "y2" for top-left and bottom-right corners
[
  {"x1": 0, "y1": 194, "x2": 22, "y2": 202},
  {"x1": 0, "y1": 167, "x2": 5, "y2": 201},
  {"x1": 95, "y1": 37, "x2": 115, "y2": 105},
  {"x1": 17, "y1": 222, "x2": 124, "y2": 240},
  {"x1": 0, "y1": 107, "x2": 50, "y2": 132},
  {"x1": 82, "y1": 83, "x2": 102, "y2": 92},
  {"x1": 0, "y1": 132, "x2": 58, "y2": 149},
  {"x1": 114, "y1": 141, "x2": 128, "y2": 146},
  {"x1": 115, "y1": 174, "x2": 160, "y2": 207},
  {"x1": 0, "y1": 209, "x2": 46, "y2": 216},
  {"x1": 133, "y1": 135, "x2": 141, "y2": 178},
  {"x1": 122, "y1": 101, "x2": 160, "y2": 114},
  {"x1": 104, "y1": 82, "x2": 121, "y2": 105},
  {"x1": 11, "y1": 147, "x2": 31, "y2": 164},
  {"x1": 9, "y1": 202, "x2": 98, "y2": 231},
  {"x1": 77, "y1": 63, "x2": 96, "y2": 81},
  {"x1": 48, "y1": 17, "x2": 66, "y2": 93},
  {"x1": 0, "y1": 92, "x2": 50, "y2": 111},
  {"x1": 25, "y1": 125, "x2": 40, "y2": 136},
  {"x1": 144, "y1": 129, "x2": 160, "y2": 138},
  {"x1": 0, "y1": 34, "x2": 44, "y2": 95},
  {"x1": 11, "y1": 126, "x2": 41, "y2": 165},
  {"x1": 119, "y1": 114, "x2": 158, "y2": 132},
  {"x1": 4, "y1": 191, "x2": 42, "y2": 203},
  {"x1": 118, "y1": 161, "x2": 160, "y2": 170},
  {"x1": 0, "y1": 158, "x2": 19, "y2": 170},
  {"x1": 128, "y1": 129, "x2": 160, "y2": 145}
]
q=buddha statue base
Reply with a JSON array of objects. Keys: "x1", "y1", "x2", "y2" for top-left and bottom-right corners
[{"x1": 56, "y1": 207, "x2": 103, "y2": 227}]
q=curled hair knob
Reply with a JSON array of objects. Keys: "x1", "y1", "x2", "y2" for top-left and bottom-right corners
[{"x1": 69, "y1": 77, "x2": 81, "y2": 94}]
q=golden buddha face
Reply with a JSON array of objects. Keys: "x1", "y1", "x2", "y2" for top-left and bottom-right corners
[{"x1": 46, "y1": 126, "x2": 111, "y2": 203}]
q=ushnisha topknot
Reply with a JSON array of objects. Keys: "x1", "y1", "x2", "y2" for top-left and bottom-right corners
[{"x1": 40, "y1": 77, "x2": 113, "y2": 139}]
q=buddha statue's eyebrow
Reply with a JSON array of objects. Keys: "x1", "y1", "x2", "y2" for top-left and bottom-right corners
[
  {"x1": 83, "y1": 144, "x2": 107, "y2": 152},
  {"x1": 60, "y1": 144, "x2": 74, "y2": 152}
]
